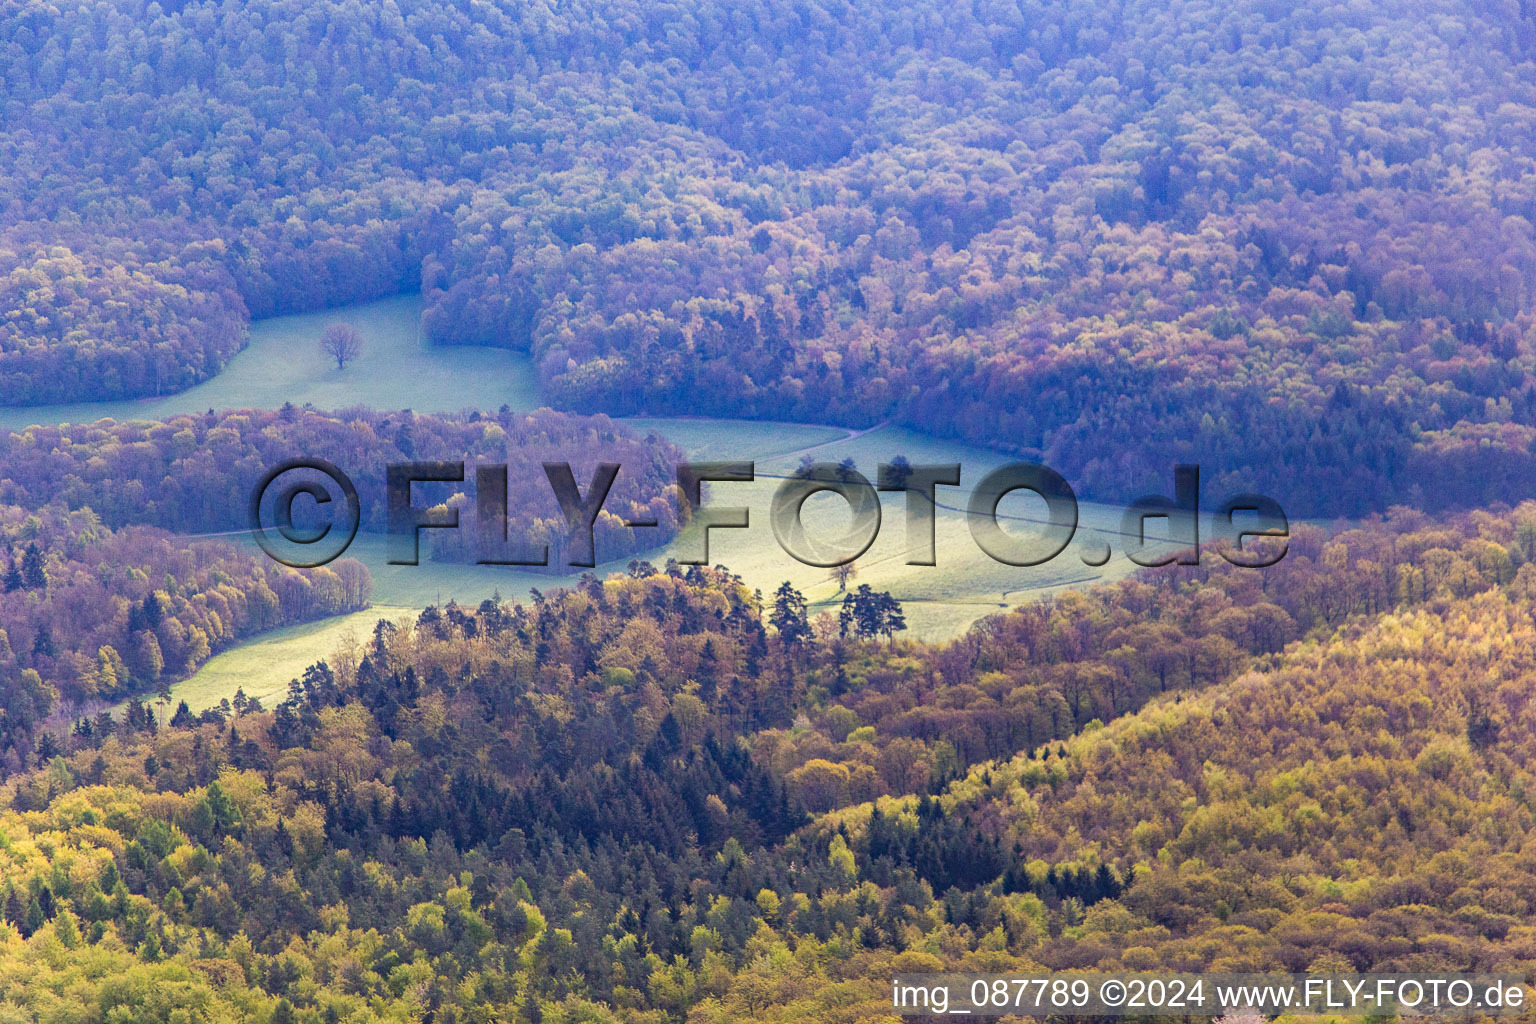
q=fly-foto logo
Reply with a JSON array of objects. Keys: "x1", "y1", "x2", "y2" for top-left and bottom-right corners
[{"x1": 249, "y1": 460, "x2": 1288, "y2": 570}]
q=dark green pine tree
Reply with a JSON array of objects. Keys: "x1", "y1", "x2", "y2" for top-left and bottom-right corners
[
  {"x1": 849, "y1": 584, "x2": 885, "y2": 639},
  {"x1": 34, "y1": 731, "x2": 61, "y2": 765},
  {"x1": 170, "y1": 701, "x2": 195, "y2": 728},
  {"x1": 2, "y1": 885, "x2": 24, "y2": 931},
  {"x1": 23, "y1": 895, "x2": 45, "y2": 937},
  {"x1": 141, "y1": 591, "x2": 163, "y2": 628},
  {"x1": 769, "y1": 581, "x2": 811, "y2": 648},
  {"x1": 876, "y1": 591, "x2": 907, "y2": 642},
  {"x1": 20, "y1": 542, "x2": 46, "y2": 590}
]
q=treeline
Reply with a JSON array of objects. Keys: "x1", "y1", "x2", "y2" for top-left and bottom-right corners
[
  {"x1": 4, "y1": 1, "x2": 1536, "y2": 511},
  {"x1": 0, "y1": 406, "x2": 683, "y2": 564},
  {"x1": 0, "y1": 238, "x2": 248, "y2": 404},
  {"x1": 5, "y1": 503, "x2": 1536, "y2": 1020},
  {"x1": 0, "y1": 501, "x2": 370, "y2": 779}
]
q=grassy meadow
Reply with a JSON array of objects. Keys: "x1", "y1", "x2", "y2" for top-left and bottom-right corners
[
  {"x1": 0, "y1": 295, "x2": 543, "y2": 432},
  {"x1": 207, "y1": 420, "x2": 1173, "y2": 636},
  {"x1": 158, "y1": 417, "x2": 1173, "y2": 714},
  {"x1": 9, "y1": 296, "x2": 1178, "y2": 710},
  {"x1": 156, "y1": 606, "x2": 419, "y2": 713}
]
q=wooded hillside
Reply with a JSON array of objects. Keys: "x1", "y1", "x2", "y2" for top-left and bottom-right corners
[
  {"x1": 4, "y1": 503, "x2": 1536, "y2": 1020},
  {"x1": 4, "y1": 1, "x2": 1536, "y2": 511}
]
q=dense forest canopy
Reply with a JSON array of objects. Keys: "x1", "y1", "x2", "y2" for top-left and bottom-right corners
[
  {"x1": 0, "y1": 405, "x2": 683, "y2": 559},
  {"x1": 3, "y1": 0, "x2": 1536, "y2": 510},
  {"x1": 3, "y1": 503, "x2": 1536, "y2": 1021},
  {"x1": 0, "y1": 404, "x2": 685, "y2": 776},
  {"x1": 0, "y1": 501, "x2": 372, "y2": 776},
  {"x1": 7, "y1": 2, "x2": 1536, "y2": 1019}
]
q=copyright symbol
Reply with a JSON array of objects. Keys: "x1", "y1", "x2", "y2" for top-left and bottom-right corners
[
  {"x1": 1100, "y1": 980, "x2": 1126, "y2": 1007},
  {"x1": 248, "y1": 458, "x2": 361, "y2": 568}
]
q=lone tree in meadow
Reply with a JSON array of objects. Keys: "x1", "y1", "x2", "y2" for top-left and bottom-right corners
[{"x1": 320, "y1": 323, "x2": 363, "y2": 370}]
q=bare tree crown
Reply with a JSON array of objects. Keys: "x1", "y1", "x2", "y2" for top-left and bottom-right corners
[{"x1": 320, "y1": 323, "x2": 363, "y2": 369}]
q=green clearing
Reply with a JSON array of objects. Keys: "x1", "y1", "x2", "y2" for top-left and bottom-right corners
[
  {"x1": 147, "y1": 606, "x2": 418, "y2": 714},
  {"x1": 621, "y1": 416, "x2": 850, "y2": 462},
  {"x1": 160, "y1": 419, "x2": 1172, "y2": 714},
  {"x1": 9, "y1": 295, "x2": 1178, "y2": 710},
  {"x1": 0, "y1": 295, "x2": 543, "y2": 432},
  {"x1": 208, "y1": 420, "x2": 1173, "y2": 636},
  {"x1": 165, "y1": 454, "x2": 1163, "y2": 711},
  {"x1": 660, "y1": 422, "x2": 1173, "y2": 636}
]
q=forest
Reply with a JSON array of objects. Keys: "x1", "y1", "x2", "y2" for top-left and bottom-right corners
[
  {"x1": 2, "y1": 503, "x2": 1535, "y2": 1021},
  {"x1": 0, "y1": 402, "x2": 685, "y2": 781},
  {"x1": 7, "y1": 0, "x2": 1536, "y2": 1020},
  {"x1": 0, "y1": 500, "x2": 371, "y2": 779},
  {"x1": 4, "y1": 0, "x2": 1536, "y2": 511},
  {"x1": 0, "y1": 405, "x2": 683, "y2": 561}
]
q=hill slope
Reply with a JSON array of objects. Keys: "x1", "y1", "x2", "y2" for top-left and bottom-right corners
[
  {"x1": 5, "y1": 1, "x2": 1536, "y2": 510},
  {"x1": 3, "y1": 506, "x2": 1536, "y2": 1020}
]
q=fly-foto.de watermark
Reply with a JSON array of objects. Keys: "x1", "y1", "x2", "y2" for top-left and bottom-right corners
[
  {"x1": 890, "y1": 973, "x2": 1528, "y2": 1016},
  {"x1": 248, "y1": 459, "x2": 1287, "y2": 570}
]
